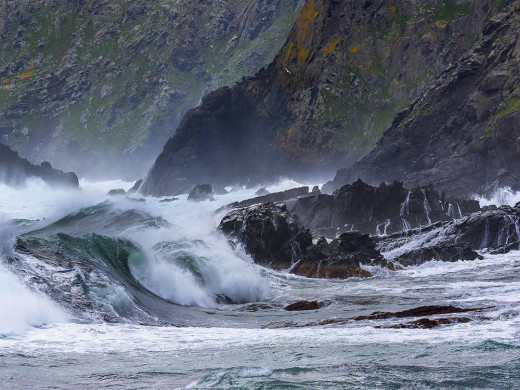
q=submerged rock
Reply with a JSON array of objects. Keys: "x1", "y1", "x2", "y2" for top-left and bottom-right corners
[
  {"x1": 188, "y1": 184, "x2": 214, "y2": 202},
  {"x1": 284, "y1": 301, "x2": 319, "y2": 311}
]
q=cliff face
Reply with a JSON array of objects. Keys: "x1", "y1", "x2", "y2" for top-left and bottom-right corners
[
  {"x1": 0, "y1": 0, "x2": 302, "y2": 178},
  {"x1": 327, "y1": 1, "x2": 520, "y2": 197},
  {"x1": 0, "y1": 143, "x2": 78, "y2": 188},
  {"x1": 142, "y1": 0, "x2": 500, "y2": 196}
]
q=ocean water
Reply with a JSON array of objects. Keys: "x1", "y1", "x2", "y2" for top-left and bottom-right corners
[{"x1": 0, "y1": 179, "x2": 519, "y2": 389}]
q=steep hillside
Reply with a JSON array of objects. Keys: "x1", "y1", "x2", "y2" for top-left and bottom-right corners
[
  {"x1": 327, "y1": 1, "x2": 520, "y2": 197},
  {"x1": 141, "y1": 0, "x2": 501, "y2": 196},
  {"x1": 0, "y1": 0, "x2": 302, "y2": 177}
]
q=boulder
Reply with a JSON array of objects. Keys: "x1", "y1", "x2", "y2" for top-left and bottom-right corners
[
  {"x1": 219, "y1": 203, "x2": 312, "y2": 268},
  {"x1": 284, "y1": 301, "x2": 319, "y2": 311}
]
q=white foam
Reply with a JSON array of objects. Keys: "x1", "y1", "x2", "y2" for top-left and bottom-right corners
[
  {"x1": 0, "y1": 263, "x2": 68, "y2": 336},
  {"x1": 478, "y1": 187, "x2": 520, "y2": 207}
]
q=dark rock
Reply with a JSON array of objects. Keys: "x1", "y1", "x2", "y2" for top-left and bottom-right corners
[
  {"x1": 392, "y1": 245, "x2": 483, "y2": 266},
  {"x1": 378, "y1": 317, "x2": 472, "y2": 329},
  {"x1": 292, "y1": 233, "x2": 385, "y2": 279},
  {"x1": 188, "y1": 184, "x2": 214, "y2": 202},
  {"x1": 108, "y1": 189, "x2": 126, "y2": 196},
  {"x1": 0, "y1": 143, "x2": 79, "y2": 188},
  {"x1": 255, "y1": 187, "x2": 270, "y2": 196},
  {"x1": 218, "y1": 186, "x2": 309, "y2": 212},
  {"x1": 219, "y1": 203, "x2": 387, "y2": 278},
  {"x1": 294, "y1": 179, "x2": 480, "y2": 237},
  {"x1": 141, "y1": 0, "x2": 496, "y2": 196},
  {"x1": 379, "y1": 204, "x2": 520, "y2": 264},
  {"x1": 284, "y1": 301, "x2": 319, "y2": 311},
  {"x1": 218, "y1": 203, "x2": 312, "y2": 268},
  {"x1": 352, "y1": 305, "x2": 485, "y2": 321},
  {"x1": 128, "y1": 179, "x2": 143, "y2": 194},
  {"x1": 265, "y1": 305, "x2": 487, "y2": 329},
  {"x1": 311, "y1": 186, "x2": 320, "y2": 194}
]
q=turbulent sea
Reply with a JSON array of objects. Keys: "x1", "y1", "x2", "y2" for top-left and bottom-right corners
[{"x1": 1, "y1": 179, "x2": 520, "y2": 389}]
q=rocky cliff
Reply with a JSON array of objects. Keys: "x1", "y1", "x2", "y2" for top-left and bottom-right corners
[
  {"x1": 0, "y1": 0, "x2": 302, "y2": 178},
  {"x1": 0, "y1": 143, "x2": 78, "y2": 187},
  {"x1": 327, "y1": 1, "x2": 520, "y2": 197},
  {"x1": 141, "y1": 0, "x2": 499, "y2": 195}
]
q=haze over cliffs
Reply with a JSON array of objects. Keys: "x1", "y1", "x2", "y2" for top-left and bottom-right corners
[
  {"x1": 0, "y1": 0, "x2": 302, "y2": 178},
  {"x1": 142, "y1": 0, "x2": 508, "y2": 196}
]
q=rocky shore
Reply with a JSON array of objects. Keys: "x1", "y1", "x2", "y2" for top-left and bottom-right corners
[{"x1": 218, "y1": 180, "x2": 520, "y2": 279}]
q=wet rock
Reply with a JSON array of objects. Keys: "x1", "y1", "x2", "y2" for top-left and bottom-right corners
[
  {"x1": 377, "y1": 317, "x2": 472, "y2": 329},
  {"x1": 218, "y1": 203, "x2": 312, "y2": 268},
  {"x1": 292, "y1": 233, "x2": 386, "y2": 279},
  {"x1": 188, "y1": 184, "x2": 214, "y2": 202},
  {"x1": 379, "y1": 204, "x2": 520, "y2": 263},
  {"x1": 284, "y1": 300, "x2": 319, "y2": 311},
  {"x1": 264, "y1": 305, "x2": 487, "y2": 329},
  {"x1": 219, "y1": 203, "x2": 386, "y2": 278},
  {"x1": 293, "y1": 180, "x2": 479, "y2": 237}
]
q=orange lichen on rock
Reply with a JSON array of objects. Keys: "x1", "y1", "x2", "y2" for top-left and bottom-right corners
[
  {"x1": 18, "y1": 70, "x2": 34, "y2": 79},
  {"x1": 280, "y1": 0, "x2": 323, "y2": 67},
  {"x1": 390, "y1": 6, "x2": 397, "y2": 13},
  {"x1": 1, "y1": 78, "x2": 10, "y2": 84},
  {"x1": 278, "y1": 124, "x2": 309, "y2": 162},
  {"x1": 324, "y1": 38, "x2": 340, "y2": 55},
  {"x1": 435, "y1": 20, "x2": 448, "y2": 29},
  {"x1": 349, "y1": 46, "x2": 359, "y2": 53}
]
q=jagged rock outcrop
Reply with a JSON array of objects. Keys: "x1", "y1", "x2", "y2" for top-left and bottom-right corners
[
  {"x1": 379, "y1": 203, "x2": 520, "y2": 264},
  {"x1": 141, "y1": 0, "x2": 498, "y2": 195},
  {"x1": 0, "y1": 143, "x2": 78, "y2": 188},
  {"x1": 0, "y1": 0, "x2": 302, "y2": 178},
  {"x1": 328, "y1": 1, "x2": 520, "y2": 197},
  {"x1": 292, "y1": 179, "x2": 480, "y2": 236},
  {"x1": 218, "y1": 203, "x2": 387, "y2": 278},
  {"x1": 219, "y1": 203, "x2": 313, "y2": 268}
]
